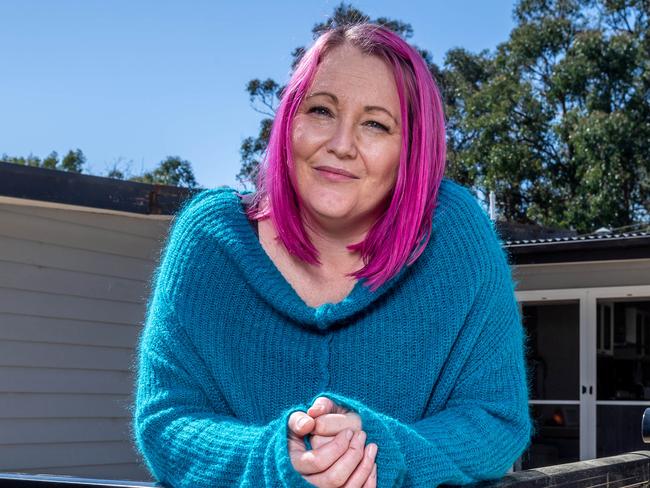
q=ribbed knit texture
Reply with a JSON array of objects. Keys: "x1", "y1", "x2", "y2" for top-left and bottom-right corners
[{"x1": 131, "y1": 177, "x2": 533, "y2": 488}]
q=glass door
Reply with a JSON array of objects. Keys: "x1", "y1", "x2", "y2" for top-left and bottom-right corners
[
  {"x1": 519, "y1": 299, "x2": 582, "y2": 469},
  {"x1": 516, "y1": 286, "x2": 650, "y2": 468},
  {"x1": 595, "y1": 297, "x2": 650, "y2": 457}
]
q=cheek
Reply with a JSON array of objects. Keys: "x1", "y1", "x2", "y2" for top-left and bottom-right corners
[
  {"x1": 387, "y1": 138, "x2": 402, "y2": 182},
  {"x1": 382, "y1": 162, "x2": 400, "y2": 196},
  {"x1": 291, "y1": 122, "x2": 307, "y2": 158},
  {"x1": 368, "y1": 141, "x2": 401, "y2": 187},
  {"x1": 291, "y1": 116, "x2": 327, "y2": 159}
]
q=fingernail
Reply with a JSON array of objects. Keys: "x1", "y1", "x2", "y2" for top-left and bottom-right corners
[
  {"x1": 298, "y1": 417, "x2": 309, "y2": 429},
  {"x1": 369, "y1": 444, "x2": 377, "y2": 458},
  {"x1": 345, "y1": 429, "x2": 353, "y2": 440}
]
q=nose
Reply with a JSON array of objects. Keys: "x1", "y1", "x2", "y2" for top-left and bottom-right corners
[{"x1": 325, "y1": 118, "x2": 357, "y2": 160}]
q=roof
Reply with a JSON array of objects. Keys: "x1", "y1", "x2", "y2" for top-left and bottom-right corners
[
  {"x1": 495, "y1": 220, "x2": 650, "y2": 264},
  {"x1": 1, "y1": 161, "x2": 648, "y2": 265},
  {"x1": 0, "y1": 161, "x2": 198, "y2": 215}
]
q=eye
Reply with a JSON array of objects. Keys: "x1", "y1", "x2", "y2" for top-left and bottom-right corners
[
  {"x1": 365, "y1": 120, "x2": 390, "y2": 132},
  {"x1": 307, "y1": 105, "x2": 332, "y2": 117}
]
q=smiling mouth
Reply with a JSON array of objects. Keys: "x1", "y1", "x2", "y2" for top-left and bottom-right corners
[
  {"x1": 314, "y1": 168, "x2": 358, "y2": 182},
  {"x1": 314, "y1": 167, "x2": 359, "y2": 179}
]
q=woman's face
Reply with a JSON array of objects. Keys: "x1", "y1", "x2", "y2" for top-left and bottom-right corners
[{"x1": 291, "y1": 43, "x2": 402, "y2": 234}]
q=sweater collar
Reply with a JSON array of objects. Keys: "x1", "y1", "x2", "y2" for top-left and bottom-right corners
[{"x1": 214, "y1": 188, "x2": 411, "y2": 332}]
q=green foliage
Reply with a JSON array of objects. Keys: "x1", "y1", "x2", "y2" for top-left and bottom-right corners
[
  {"x1": 465, "y1": 0, "x2": 650, "y2": 233},
  {"x1": 106, "y1": 167, "x2": 125, "y2": 179},
  {"x1": 1, "y1": 149, "x2": 86, "y2": 173},
  {"x1": 129, "y1": 156, "x2": 199, "y2": 189},
  {"x1": 61, "y1": 148, "x2": 86, "y2": 173},
  {"x1": 42, "y1": 151, "x2": 59, "y2": 169},
  {"x1": 240, "y1": 0, "x2": 650, "y2": 233}
]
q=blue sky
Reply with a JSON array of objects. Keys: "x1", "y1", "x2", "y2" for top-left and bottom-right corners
[{"x1": 0, "y1": 0, "x2": 516, "y2": 190}]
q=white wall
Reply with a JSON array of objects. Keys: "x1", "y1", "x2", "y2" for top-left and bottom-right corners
[
  {"x1": 0, "y1": 196, "x2": 169, "y2": 481},
  {"x1": 514, "y1": 258, "x2": 650, "y2": 290}
]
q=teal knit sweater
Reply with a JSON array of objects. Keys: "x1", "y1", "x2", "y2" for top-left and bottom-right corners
[{"x1": 131, "y1": 178, "x2": 533, "y2": 487}]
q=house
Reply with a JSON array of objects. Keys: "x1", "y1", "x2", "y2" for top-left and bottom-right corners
[
  {"x1": 1, "y1": 161, "x2": 649, "y2": 480},
  {"x1": 496, "y1": 219, "x2": 650, "y2": 469}
]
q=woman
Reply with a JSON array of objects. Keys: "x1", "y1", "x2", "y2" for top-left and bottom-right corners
[{"x1": 131, "y1": 23, "x2": 532, "y2": 488}]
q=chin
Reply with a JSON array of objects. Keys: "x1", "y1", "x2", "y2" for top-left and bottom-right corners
[
  {"x1": 302, "y1": 197, "x2": 354, "y2": 221},
  {"x1": 312, "y1": 203, "x2": 353, "y2": 221}
]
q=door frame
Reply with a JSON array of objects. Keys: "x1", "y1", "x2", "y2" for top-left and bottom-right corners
[{"x1": 515, "y1": 284, "x2": 650, "y2": 462}]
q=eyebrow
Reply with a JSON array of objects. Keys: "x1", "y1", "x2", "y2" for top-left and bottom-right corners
[{"x1": 306, "y1": 91, "x2": 400, "y2": 127}]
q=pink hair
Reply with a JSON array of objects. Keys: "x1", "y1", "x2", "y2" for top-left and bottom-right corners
[{"x1": 243, "y1": 23, "x2": 447, "y2": 292}]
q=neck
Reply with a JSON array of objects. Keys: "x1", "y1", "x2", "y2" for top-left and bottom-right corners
[
  {"x1": 298, "y1": 212, "x2": 372, "y2": 282},
  {"x1": 305, "y1": 226, "x2": 364, "y2": 277}
]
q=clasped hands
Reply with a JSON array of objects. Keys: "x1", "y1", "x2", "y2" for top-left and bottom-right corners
[{"x1": 288, "y1": 396, "x2": 378, "y2": 488}]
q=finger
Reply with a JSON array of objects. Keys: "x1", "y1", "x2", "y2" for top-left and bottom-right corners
[
  {"x1": 292, "y1": 428, "x2": 354, "y2": 475},
  {"x1": 288, "y1": 411, "x2": 315, "y2": 437},
  {"x1": 309, "y1": 433, "x2": 336, "y2": 450},
  {"x1": 314, "y1": 412, "x2": 362, "y2": 436},
  {"x1": 307, "y1": 396, "x2": 337, "y2": 417},
  {"x1": 305, "y1": 429, "x2": 367, "y2": 487},
  {"x1": 288, "y1": 433, "x2": 307, "y2": 456},
  {"x1": 342, "y1": 440, "x2": 377, "y2": 488},
  {"x1": 362, "y1": 462, "x2": 377, "y2": 488}
]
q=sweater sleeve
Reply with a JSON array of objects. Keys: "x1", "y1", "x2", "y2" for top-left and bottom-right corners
[
  {"x1": 131, "y1": 285, "x2": 317, "y2": 488},
  {"x1": 310, "y1": 270, "x2": 533, "y2": 488}
]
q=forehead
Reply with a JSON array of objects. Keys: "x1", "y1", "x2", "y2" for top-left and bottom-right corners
[{"x1": 308, "y1": 44, "x2": 400, "y2": 111}]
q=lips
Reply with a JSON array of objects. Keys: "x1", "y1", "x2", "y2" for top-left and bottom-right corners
[{"x1": 314, "y1": 166, "x2": 359, "y2": 179}]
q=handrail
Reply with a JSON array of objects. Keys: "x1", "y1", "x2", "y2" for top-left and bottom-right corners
[
  {"x1": 3, "y1": 452, "x2": 650, "y2": 488},
  {"x1": 0, "y1": 472, "x2": 159, "y2": 487},
  {"x1": 3, "y1": 409, "x2": 650, "y2": 487}
]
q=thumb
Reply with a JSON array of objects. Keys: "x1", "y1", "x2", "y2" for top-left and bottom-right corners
[{"x1": 288, "y1": 411, "x2": 315, "y2": 438}]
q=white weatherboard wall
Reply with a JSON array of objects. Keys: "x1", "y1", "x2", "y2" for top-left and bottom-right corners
[{"x1": 0, "y1": 196, "x2": 170, "y2": 481}]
